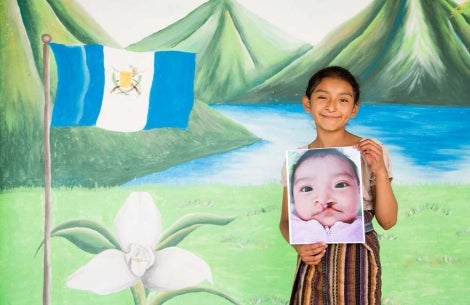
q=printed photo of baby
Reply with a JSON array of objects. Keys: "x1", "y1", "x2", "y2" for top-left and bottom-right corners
[{"x1": 286, "y1": 147, "x2": 365, "y2": 244}]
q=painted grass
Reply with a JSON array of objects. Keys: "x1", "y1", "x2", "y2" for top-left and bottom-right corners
[{"x1": 0, "y1": 184, "x2": 469, "y2": 305}]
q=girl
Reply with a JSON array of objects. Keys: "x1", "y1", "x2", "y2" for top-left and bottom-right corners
[{"x1": 279, "y1": 66, "x2": 398, "y2": 305}]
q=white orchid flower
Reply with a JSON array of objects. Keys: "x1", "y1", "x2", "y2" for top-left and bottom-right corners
[{"x1": 66, "y1": 192, "x2": 213, "y2": 295}]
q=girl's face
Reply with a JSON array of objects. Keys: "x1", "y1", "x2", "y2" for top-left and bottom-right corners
[
  {"x1": 292, "y1": 155, "x2": 361, "y2": 227},
  {"x1": 302, "y1": 77, "x2": 359, "y2": 132}
]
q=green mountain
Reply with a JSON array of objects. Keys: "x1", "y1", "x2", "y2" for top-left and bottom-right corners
[
  {"x1": 17, "y1": 0, "x2": 120, "y2": 75},
  {"x1": 48, "y1": 102, "x2": 257, "y2": 188},
  {"x1": 0, "y1": 0, "x2": 44, "y2": 188},
  {"x1": 234, "y1": 0, "x2": 470, "y2": 106},
  {"x1": 127, "y1": 0, "x2": 312, "y2": 103},
  {"x1": 0, "y1": 0, "x2": 257, "y2": 188}
]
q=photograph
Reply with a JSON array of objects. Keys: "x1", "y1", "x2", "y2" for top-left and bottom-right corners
[{"x1": 286, "y1": 147, "x2": 365, "y2": 244}]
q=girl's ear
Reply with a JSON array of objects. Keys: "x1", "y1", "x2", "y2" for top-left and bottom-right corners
[
  {"x1": 302, "y1": 96, "x2": 312, "y2": 113},
  {"x1": 350, "y1": 102, "x2": 360, "y2": 117}
]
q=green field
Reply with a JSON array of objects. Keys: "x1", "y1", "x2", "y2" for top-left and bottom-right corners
[{"x1": 0, "y1": 184, "x2": 469, "y2": 305}]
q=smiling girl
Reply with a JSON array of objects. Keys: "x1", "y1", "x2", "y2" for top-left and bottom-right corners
[{"x1": 279, "y1": 66, "x2": 398, "y2": 305}]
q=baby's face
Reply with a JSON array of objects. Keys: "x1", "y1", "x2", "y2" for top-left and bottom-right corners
[{"x1": 292, "y1": 155, "x2": 360, "y2": 227}]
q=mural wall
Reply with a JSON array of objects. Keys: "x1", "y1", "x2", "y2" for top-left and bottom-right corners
[{"x1": 1, "y1": 0, "x2": 469, "y2": 304}]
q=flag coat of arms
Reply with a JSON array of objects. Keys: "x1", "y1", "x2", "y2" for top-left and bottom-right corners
[{"x1": 50, "y1": 43, "x2": 196, "y2": 132}]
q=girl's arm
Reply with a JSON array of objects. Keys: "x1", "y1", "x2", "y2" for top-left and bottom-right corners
[
  {"x1": 372, "y1": 171, "x2": 398, "y2": 230},
  {"x1": 356, "y1": 139, "x2": 398, "y2": 230},
  {"x1": 279, "y1": 188, "x2": 291, "y2": 242}
]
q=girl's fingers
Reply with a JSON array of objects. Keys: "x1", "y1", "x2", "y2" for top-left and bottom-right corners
[
  {"x1": 358, "y1": 140, "x2": 383, "y2": 160},
  {"x1": 298, "y1": 243, "x2": 327, "y2": 265}
]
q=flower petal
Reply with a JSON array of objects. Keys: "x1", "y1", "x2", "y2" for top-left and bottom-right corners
[
  {"x1": 142, "y1": 247, "x2": 213, "y2": 291},
  {"x1": 114, "y1": 192, "x2": 161, "y2": 251},
  {"x1": 125, "y1": 244, "x2": 155, "y2": 277},
  {"x1": 67, "y1": 249, "x2": 138, "y2": 295}
]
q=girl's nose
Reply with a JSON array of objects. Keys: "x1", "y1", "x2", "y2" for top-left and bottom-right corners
[{"x1": 325, "y1": 99, "x2": 337, "y2": 111}]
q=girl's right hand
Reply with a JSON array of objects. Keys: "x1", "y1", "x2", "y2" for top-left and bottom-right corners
[{"x1": 294, "y1": 243, "x2": 327, "y2": 265}]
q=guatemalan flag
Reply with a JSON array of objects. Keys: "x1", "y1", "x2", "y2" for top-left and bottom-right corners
[{"x1": 49, "y1": 43, "x2": 196, "y2": 132}]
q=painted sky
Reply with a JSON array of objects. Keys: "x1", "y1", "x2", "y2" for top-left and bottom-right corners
[{"x1": 75, "y1": 0, "x2": 374, "y2": 46}]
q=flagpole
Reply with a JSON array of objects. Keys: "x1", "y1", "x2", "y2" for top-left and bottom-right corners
[{"x1": 42, "y1": 33, "x2": 52, "y2": 305}]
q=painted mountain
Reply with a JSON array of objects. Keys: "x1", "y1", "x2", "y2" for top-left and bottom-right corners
[
  {"x1": 0, "y1": 0, "x2": 257, "y2": 188},
  {"x1": 126, "y1": 0, "x2": 312, "y2": 103},
  {"x1": 235, "y1": 0, "x2": 470, "y2": 105}
]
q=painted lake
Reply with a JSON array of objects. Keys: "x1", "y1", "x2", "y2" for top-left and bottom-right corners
[{"x1": 123, "y1": 103, "x2": 470, "y2": 186}]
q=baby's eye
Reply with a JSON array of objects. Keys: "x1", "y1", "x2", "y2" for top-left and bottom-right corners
[
  {"x1": 335, "y1": 182, "x2": 350, "y2": 188},
  {"x1": 300, "y1": 186, "x2": 313, "y2": 192}
]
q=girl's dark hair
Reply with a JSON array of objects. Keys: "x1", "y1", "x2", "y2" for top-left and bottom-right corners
[
  {"x1": 289, "y1": 148, "x2": 360, "y2": 201},
  {"x1": 305, "y1": 66, "x2": 360, "y2": 104}
]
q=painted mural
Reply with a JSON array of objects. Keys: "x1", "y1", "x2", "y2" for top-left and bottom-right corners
[{"x1": 1, "y1": 0, "x2": 469, "y2": 305}]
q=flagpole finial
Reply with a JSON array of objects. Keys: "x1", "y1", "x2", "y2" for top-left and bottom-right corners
[{"x1": 42, "y1": 34, "x2": 52, "y2": 44}]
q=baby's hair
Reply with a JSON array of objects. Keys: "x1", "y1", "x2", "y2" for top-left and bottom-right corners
[
  {"x1": 305, "y1": 66, "x2": 360, "y2": 104},
  {"x1": 289, "y1": 148, "x2": 360, "y2": 200}
]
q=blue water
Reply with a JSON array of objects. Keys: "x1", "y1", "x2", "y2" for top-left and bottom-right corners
[
  {"x1": 353, "y1": 104, "x2": 470, "y2": 169},
  {"x1": 123, "y1": 103, "x2": 470, "y2": 186}
]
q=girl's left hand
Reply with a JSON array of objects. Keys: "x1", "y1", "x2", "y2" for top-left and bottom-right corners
[{"x1": 355, "y1": 139, "x2": 387, "y2": 175}]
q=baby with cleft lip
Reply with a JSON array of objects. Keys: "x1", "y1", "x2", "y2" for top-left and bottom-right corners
[{"x1": 288, "y1": 147, "x2": 364, "y2": 244}]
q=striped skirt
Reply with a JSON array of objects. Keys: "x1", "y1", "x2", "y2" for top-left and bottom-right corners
[{"x1": 289, "y1": 212, "x2": 381, "y2": 305}]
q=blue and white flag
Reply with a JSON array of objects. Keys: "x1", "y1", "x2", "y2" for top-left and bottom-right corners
[{"x1": 50, "y1": 43, "x2": 196, "y2": 132}]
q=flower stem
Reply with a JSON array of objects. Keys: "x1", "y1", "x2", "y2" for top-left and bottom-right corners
[{"x1": 131, "y1": 281, "x2": 147, "y2": 305}]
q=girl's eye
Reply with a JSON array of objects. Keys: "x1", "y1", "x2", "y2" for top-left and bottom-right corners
[
  {"x1": 339, "y1": 98, "x2": 349, "y2": 103},
  {"x1": 313, "y1": 94, "x2": 327, "y2": 100},
  {"x1": 300, "y1": 186, "x2": 313, "y2": 192},
  {"x1": 335, "y1": 182, "x2": 350, "y2": 188}
]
